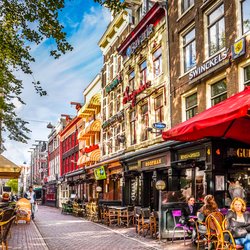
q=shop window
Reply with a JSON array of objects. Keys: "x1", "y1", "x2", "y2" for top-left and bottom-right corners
[
  {"x1": 207, "y1": 4, "x2": 225, "y2": 56},
  {"x1": 140, "y1": 102, "x2": 149, "y2": 141},
  {"x1": 183, "y1": 28, "x2": 196, "y2": 72},
  {"x1": 211, "y1": 79, "x2": 227, "y2": 106},
  {"x1": 185, "y1": 92, "x2": 197, "y2": 120},
  {"x1": 181, "y1": 0, "x2": 194, "y2": 13},
  {"x1": 153, "y1": 47, "x2": 162, "y2": 77},
  {"x1": 244, "y1": 65, "x2": 250, "y2": 86},
  {"x1": 130, "y1": 110, "x2": 137, "y2": 145},
  {"x1": 241, "y1": 0, "x2": 250, "y2": 34},
  {"x1": 140, "y1": 61, "x2": 147, "y2": 85},
  {"x1": 154, "y1": 94, "x2": 164, "y2": 122},
  {"x1": 180, "y1": 168, "x2": 193, "y2": 198},
  {"x1": 129, "y1": 70, "x2": 135, "y2": 90}
]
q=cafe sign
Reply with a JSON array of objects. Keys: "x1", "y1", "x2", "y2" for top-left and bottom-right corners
[
  {"x1": 94, "y1": 166, "x2": 107, "y2": 180},
  {"x1": 189, "y1": 49, "x2": 229, "y2": 80},
  {"x1": 227, "y1": 148, "x2": 250, "y2": 158},
  {"x1": 179, "y1": 151, "x2": 201, "y2": 160},
  {"x1": 141, "y1": 156, "x2": 168, "y2": 169}
]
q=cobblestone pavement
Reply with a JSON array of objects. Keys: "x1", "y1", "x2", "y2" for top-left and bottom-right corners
[{"x1": 7, "y1": 206, "x2": 197, "y2": 250}]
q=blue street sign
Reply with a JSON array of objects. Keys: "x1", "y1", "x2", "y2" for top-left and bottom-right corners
[{"x1": 153, "y1": 122, "x2": 166, "y2": 130}]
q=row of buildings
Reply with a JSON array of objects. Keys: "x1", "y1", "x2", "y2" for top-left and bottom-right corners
[{"x1": 29, "y1": 0, "x2": 250, "y2": 211}]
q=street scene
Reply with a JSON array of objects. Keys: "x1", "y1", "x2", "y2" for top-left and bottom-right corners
[{"x1": 1, "y1": 0, "x2": 250, "y2": 249}]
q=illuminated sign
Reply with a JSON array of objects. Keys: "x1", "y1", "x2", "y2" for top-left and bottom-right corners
[{"x1": 179, "y1": 151, "x2": 201, "y2": 160}]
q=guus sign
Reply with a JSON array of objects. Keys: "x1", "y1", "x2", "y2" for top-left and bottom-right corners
[{"x1": 153, "y1": 122, "x2": 166, "y2": 130}]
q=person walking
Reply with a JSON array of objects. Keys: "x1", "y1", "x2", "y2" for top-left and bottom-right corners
[{"x1": 24, "y1": 185, "x2": 37, "y2": 220}]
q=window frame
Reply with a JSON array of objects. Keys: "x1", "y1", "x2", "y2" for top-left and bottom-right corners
[
  {"x1": 154, "y1": 94, "x2": 164, "y2": 123},
  {"x1": 129, "y1": 110, "x2": 137, "y2": 145},
  {"x1": 207, "y1": 3, "x2": 225, "y2": 57},
  {"x1": 210, "y1": 79, "x2": 227, "y2": 107},
  {"x1": 241, "y1": 0, "x2": 250, "y2": 35},
  {"x1": 153, "y1": 47, "x2": 162, "y2": 77},
  {"x1": 185, "y1": 92, "x2": 198, "y2": 120},
  {"x1": 181, "y1": 0, "x2": 194, "y2": 14},
  {"x1": 140, "y1": 102, "x2": 149, "y2": 141}
]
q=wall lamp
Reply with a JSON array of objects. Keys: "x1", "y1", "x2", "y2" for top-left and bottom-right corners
[{"x1": 147, "y1": 127, "x2": 162, "y2": 136}]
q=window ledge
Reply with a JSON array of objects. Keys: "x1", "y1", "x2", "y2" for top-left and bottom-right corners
[
  {"x1": 203, "y1": 47, "x2": 226, "y2": 64},
  {"x1": 176, "y1": 5, "x2": 195, "y2": 23},
  {"x1": 178, "y1": 66, "x2": 196, "y2": 80}
]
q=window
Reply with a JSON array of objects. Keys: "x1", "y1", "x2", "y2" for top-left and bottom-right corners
[
  {"x1": 241, "y1": 0, "x2": 250, "y2": 34},
  {"x1": 186, "y1": 92, "x2": 197, "y2": 119},
  {"x1": 153, "y1": 47, "x2": 162, "y2": 77},
  {"x1": 181, "y1": 0, "x2": 194, "y2": 13},
  {"x1": 211, "y1": 79, "x2": 227, "y2": 106},
  {"x1": 129, "y1": 71, "x2": 135, "y2": 90},
  {"x1": 115, "y1": 125, "x2": 121, "y2": 151},
  {"x1": 183, "y1": 28, "x2": 196, "y2": 72},
  {"x1": 109, "y1": 92, "x2": 114, "y2": 117},
  {"x1": 140, "y1": 103, "x2": 149, "y2": 141},
  {"x1": 244, "y1": 65, "x2": 250, "y2": 86},
  {"x1": 207, "y1": 4, "x2": 225, "y2": 56},
  {"x1": 154, "y1": 94, "x2": 164, "y2": 122},
  {"x1": 140, "y1": 61, "x2": 147, "y2": 85},
  {"x1": 130, "y1": 111, "x2": 136, "y2": 145},
  {"x1": 115, "y1": 87, "x2": 121, "y2": 112}
]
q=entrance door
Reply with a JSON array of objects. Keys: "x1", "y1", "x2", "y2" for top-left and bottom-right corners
[
  {"x1": 143, "y1": 172, "x2": 154, "y2": 208},
  {"x1": 227, "y1": 165, "x2": 250, "y2": 204}
]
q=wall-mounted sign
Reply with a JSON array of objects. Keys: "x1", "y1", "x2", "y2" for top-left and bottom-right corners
[
  {"x1": 94, "y1": 166, "x2": 106, "y2": 180},
  {"x1": 232, "y1": 37, "x2": 246, "y2": 60},
  {"x1": 141, "y1": 156, "x2": 168, "y2": 169},
  {"x1": 123, "y1": 81, "x2": 151, "y2": 107},
  {"x1": 105, "y1": 76, "x2": 122, "y2": 94},
  {"x1": 102, "y1": 110, "x2": 124, "y2": 129},
  {"x1": 153, "y1": 122, "x2": 166, "y2": 130},
  {"x1": 189, "y1": 49, "x2": 229, "y2": 80},
  {"x1": 179, "y1": 151, "x2": 201, "y2": 160},
  {"x1": 128, "y1": 165, "x2": 138, "y2": 171},
  {"x1": 126, "y1": 24, "x2": 154, "y2": 57},
  {"x1": 227, "y1": 148, "x2": 250, "y2": 158}
]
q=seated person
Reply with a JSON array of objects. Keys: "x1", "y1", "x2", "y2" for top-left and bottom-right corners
[
  {"x1": 180, "y1": 196, "x2": 198, "y2": 229},
  {"x1": 195, "y1": 195, "x2": 218, "y2": 242},
  {"x1": 226, "y1": 197, "x2": 250, "y2": 250}
]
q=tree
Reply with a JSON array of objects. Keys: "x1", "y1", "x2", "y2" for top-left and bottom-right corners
[
  {"x1": 5, "y1": 179, "x2": 18, "y2": 194},
  {"x1": 0, "y1": 0, "x2": 122, "y2": 149}
]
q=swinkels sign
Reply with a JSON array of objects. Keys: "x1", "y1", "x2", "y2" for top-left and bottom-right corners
[{"x1": 189, "y1": 49, "x2": 229, "y2": 80}]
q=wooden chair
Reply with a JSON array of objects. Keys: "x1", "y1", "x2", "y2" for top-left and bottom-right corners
[
  {"x1": 119, "y1": 206, "x2": 134, "y2": 227},
  {"x1": 134, "y1": 207, "x2": 142, "y2": 234},
  {"x1": 0, "y1": 209, "x2": 16, "y2": 250},
  {"x1": 141, "y1": 208, "x2": 151, "y2": 237},
  {"x1": 195, "y1": 211, "x2": 224, "y2": 249},
  {"x1": 108, "y1": 208, "x2": 118, "y2": 226},
  {"x1": 209, "y1": 214, "x2": 241, "y2": 250},
  {"x1": 100, "y1": 205, "x2": 109, "y2": 225},
  {"x1": 150, "y1": 211, "x2": 158, "y2": 238}
]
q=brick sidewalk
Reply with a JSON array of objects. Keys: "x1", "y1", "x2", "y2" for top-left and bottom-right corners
[{"x1": 6, "y1": 206, "x2": 196, "y2": 250}]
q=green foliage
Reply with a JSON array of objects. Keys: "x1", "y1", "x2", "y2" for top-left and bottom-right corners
[
  {"x1": 5, "y1": 179, "x2": 18, "y2": 193},
  {"x1": 0, "y1": 0, "x2": 122, "y2": 148},
  {"x1": 94, "y1": 0, "x2": 124, "y2": 14},
  {"x1": 0, "y1": 0, "x2": 73, "y2": 145}
]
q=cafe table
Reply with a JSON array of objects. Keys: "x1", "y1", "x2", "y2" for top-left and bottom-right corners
[{"x1": 107, "y1": 206, "x2": 128, "y2": 226}]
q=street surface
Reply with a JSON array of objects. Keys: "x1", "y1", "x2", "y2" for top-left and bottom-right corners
[{"x1": 9, "y1": 206, "x2": 197, "y2": 250}]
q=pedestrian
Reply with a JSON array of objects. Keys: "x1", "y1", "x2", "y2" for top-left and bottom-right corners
[
  {"x1": 226, "y1": 197, "x2": 250, "y2": 250},
  {"x1": 24, "y1": 185, "x2": 37, "y2": 220}
]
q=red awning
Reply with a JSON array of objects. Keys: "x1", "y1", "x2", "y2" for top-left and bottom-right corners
[{"x1": 162, "y1": 86, "x2": 250, "y2": 144}]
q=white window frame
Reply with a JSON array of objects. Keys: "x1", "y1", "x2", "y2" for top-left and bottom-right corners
[
  {"x1": 181, "y1": 88, "x2": 197, "y2": 122},
  {"x1": 206, "y1": 72, "x2": 226, "y2": 109},
  {"x1": 238, "y1": 59, "x2": 250, "y2": 91},
  {"x1": 181, "y1": 25, "x2": 196, "y2": 74},
  {"x1": 204, "y1": 1, "x2": 225, "y2": 59}
]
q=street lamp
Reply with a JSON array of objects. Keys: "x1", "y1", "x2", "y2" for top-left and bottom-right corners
[{"x1": 155, "y1": 180, "x2": 166, "y2": 241}]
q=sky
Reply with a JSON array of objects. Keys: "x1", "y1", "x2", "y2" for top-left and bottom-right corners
[{"x1": 3, "y1": 0, "x2": 110, "y2": 165}]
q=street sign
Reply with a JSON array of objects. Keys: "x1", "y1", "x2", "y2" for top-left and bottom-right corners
[{"x1": 153, "y1": 122, "x2": 166, "y2": 130}]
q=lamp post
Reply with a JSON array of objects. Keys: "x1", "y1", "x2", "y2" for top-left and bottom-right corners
[{"x1": 155, "y1": 180, "x2": 166, "y2": 241}]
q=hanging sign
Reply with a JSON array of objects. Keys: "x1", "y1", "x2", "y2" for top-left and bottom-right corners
[{"x1": 232, "y1": 37, "x2": 246, "y2": 60}]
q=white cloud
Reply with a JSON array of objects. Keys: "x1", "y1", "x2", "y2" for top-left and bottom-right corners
[{"x1": 2, "y1": 5, "x2": 109, "y2": 166}]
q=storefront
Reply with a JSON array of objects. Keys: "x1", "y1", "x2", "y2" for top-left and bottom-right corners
[
  {"x1": 162, "y1": 86, "x2": 250, "y2": 208},
  {"x1": 121, "y1": 142, "x2": 172, "y2": 210}
]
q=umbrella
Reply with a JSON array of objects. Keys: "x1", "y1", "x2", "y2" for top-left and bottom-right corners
[
  {"x1": 162, "y1": 86, "x2": 250, "y2": 144},
  {"x1": 0, "y1": 155, "x2": 21, "y2": 179}
]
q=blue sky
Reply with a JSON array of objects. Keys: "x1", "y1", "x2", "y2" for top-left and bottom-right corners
[{"x1": 3, "y1": 0, "x2": 110, "y2": 165}]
